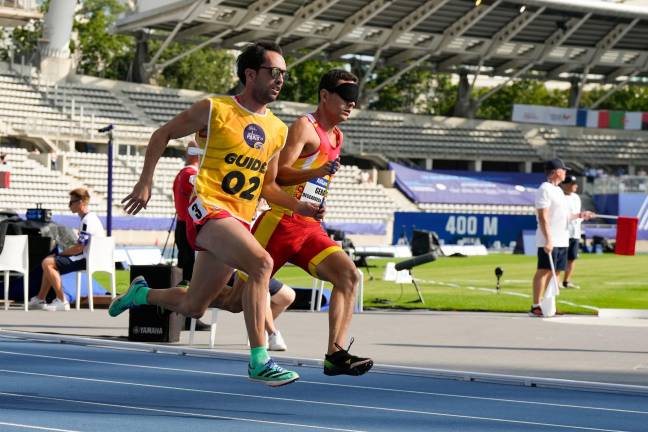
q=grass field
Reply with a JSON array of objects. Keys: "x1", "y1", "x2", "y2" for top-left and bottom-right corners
[{"x1": 97, "y1": 253, "x2": 648, "y2": 315}]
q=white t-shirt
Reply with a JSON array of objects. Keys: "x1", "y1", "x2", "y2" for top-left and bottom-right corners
[
  {"x1": 565, "y1": 193, "x2": 582, "y2": 239},
  {"x1": 70, "y1": 212, "x2": 105, "y2": 261},
  {"x1": 535, "y1": 182, "x2": 569, "y2": 248}
]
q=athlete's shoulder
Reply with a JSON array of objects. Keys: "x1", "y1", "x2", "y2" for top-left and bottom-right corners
[
  {"x1": 288, "y1": 115, "x2": 312, "y2": 132},
  {"x1": 266, "y1": 108, "x2": 288, "y2": 128}
]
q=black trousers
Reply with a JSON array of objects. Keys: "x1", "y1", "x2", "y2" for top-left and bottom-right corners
[{"x1": 175, "y1": 220, "x2": 195, "y2": 282}]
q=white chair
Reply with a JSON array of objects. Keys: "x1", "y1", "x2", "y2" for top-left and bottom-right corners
[
  {"x1": 1, "y1": 235, "x2": 29, "y2": 311},
  {"x1": 76, "y1": 236, "x2": 116, "y2": 311},
  {"x1": 310, "y1": 269, "x2": 364, "y2": 313},
  {"x1": 189, "y1": 308, "x2": 219, "y2": 348}
]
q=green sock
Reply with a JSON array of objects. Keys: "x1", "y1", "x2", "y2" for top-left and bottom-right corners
[
  {"x1": 133, "y1": 286, "x2": 150, "y2": 306},
  {"x1": 250, "y1": 346, "x2": 270, "y2": 368}
]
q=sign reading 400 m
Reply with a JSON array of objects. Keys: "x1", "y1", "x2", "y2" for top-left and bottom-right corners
[{"x1": 444, "y1": 215, "x2": 498, "y2": 236}]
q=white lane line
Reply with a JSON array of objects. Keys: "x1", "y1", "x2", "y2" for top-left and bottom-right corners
[
  {"x1": 418, "y1": 279, "x2": 600, "y2": 311},
  {"x1": 2, "y1": 368, "x2": 646, "y2": 428},
  {"x1": 0, "y1": 351, "x2": 645, "y2": 415},
  {"x1": 0, "y1": 388, "x2": 633, "y2": 432},
  {"x1": 0, "y1": 422, "x2": 80, "y2": 432},
  {"x1": 0, "y1": 391, "x2": 365, "y2": 432}
]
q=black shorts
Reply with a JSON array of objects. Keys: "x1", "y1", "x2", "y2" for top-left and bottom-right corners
[
  {"x1": 54, "y1": 255, "x2": 87, "y2": 275},
  {"x1": 537, "y1": 247, "x2": 567, "y2": 271},
  {"x1": 227, "y1": 274, "x2": 284, "y2": 296},
  {"x1": 268, "y1": 278, "x2": 284, "y2": 296},
  {"x1": 567, "y1": 238, "x2": 579, "y2": 261}
]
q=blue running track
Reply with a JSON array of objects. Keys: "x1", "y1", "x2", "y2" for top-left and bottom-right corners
[{"x1": 0, "y1": 334, "x2": 646, "y2": 432}]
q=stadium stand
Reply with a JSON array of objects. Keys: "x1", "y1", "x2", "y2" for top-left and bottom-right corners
[
  {"x1": 1, "y1": 65, "x2": 645, "y2": 241},
  {"x1": 539, "y1": 128, "x2": 648, "y2": 167},
  {"x1": 0, "y1": 146, "x2": 79, "y2": 213}
]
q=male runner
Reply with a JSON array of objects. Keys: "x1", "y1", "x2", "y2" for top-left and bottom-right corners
[
  {"x1": 111, "y1": 41, "x2": 320, "y2": 386},
  {"x1": 230, "y1": 69, "x2": 373, "y2": 376}
]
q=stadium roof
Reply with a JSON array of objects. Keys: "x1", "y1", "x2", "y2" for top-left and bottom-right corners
[{"x1": 116, "y1": 0, "x2": 648, "y2": 102}]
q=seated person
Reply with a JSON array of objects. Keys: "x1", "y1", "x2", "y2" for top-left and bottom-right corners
[{"x1": 29, "y1": 187, "x2": 104, "y2": 311}]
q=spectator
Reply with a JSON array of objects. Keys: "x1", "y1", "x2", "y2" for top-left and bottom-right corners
[
  {"x1": 637, "y1": 168, "x2": 647, "y2": 177},
  {"x1": 172, "y1": 138, "x2": 200, "y2": 282},
  {"x1": 560, "y1": 175, "x2": 582, "y2": 289},
  {"x1": 28, "y1": 187, "x2": 105, "y2": 311},
  {"x1": 529, "y1": 160, "x2": 593, "y2": 317},
  {"x1": 0, "y1": 152, "x2": 9, "y2": 188},
  {"x1": 50, "y1": 152, "x2": 58, "y2": 170}
]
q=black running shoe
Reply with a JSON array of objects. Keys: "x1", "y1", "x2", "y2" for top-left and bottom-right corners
[{"x1": 324, "y1": 338, "x2": 373, "y2": 376}]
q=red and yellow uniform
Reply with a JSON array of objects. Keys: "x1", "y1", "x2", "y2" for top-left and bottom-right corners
[
  {"x1": 185, "y1": 96, "x2": 287, "y2": 249},
  {"x1": 253, "y1": 114, "x2": 343, "y2": 277}
]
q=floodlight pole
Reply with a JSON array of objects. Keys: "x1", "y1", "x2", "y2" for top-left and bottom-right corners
[{"x1": 98, "y1": 124, "x2": 114, "y2": 236}]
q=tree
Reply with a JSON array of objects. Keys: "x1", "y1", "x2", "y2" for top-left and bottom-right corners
[
  {"x1": 474, "y1": 79, "x2": 568, "y2": 120},
  {"x1": 72, "y1": 0, "x2": 134, "y2": 80},
  {"x1": 280, "y1": 55, "x2": 346, "y2": 104},
  {"x1": 366, "y1": 67, "x2": 455, "y2": 115},
  {"x1": 151, "y1": 41, "x2": 237, "y2": 94},
  {"x1": 0, "y1": 0, "x2": 48, "y2": 62},
  {"x1": 580, "y1": 85, "x2": 648, "y2": 112}
]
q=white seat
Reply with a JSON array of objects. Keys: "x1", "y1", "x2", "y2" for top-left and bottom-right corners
[
  {"x1": 1, "y1": 235, "x2": 29, "y2": 311},
  {"x1": 189, "y1": 308, "x2": 219, "y2": 348},
  {"x1": 76, "y1": 236, "x2": 116, "y2": 311},
  {"x1": 310, "y1": 270, "x2": 363, "y2": 313}
]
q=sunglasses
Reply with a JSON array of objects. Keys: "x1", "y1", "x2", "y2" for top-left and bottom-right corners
[
  {"x1": 68, "y1": 199, "x2": 81, "y2": 206},
  {"x1": 259, "y1": 66, "x2": 289, "y2": 80}
]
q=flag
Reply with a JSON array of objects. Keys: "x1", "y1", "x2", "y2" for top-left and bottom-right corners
[
  {"x1": 625, "y1": 112, "x2": 642, "y2": 130},
  {"x1": 598, "y1": 111, "x2": 610, "y2": 128},
  {"x1": 576, "y1": 109, "x2": 587, "y2": 127},
  {"x1": 586, "y1": 110, "x2": 599, "y2": 128},
  {"x1": 609, "y1": 111, "x2": 624, "y2": 129}
]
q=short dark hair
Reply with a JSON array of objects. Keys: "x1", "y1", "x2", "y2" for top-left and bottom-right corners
[
  {"x1": 236, "y1": 41, "x2": 283, "y2": 85},
  {"x1": 318, "y1": 68, "x2": 357, "y2": 93}
]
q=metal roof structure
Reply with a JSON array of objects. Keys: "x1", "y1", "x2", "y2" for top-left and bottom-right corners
[{"x1": 115, "y1": 0, "x2": 648, "y2": 107}]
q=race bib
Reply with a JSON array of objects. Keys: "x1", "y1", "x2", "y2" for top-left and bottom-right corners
[
  {"x1": 188, "y1": 197, "x2": 210, "y2": 223},
  {"x1": 299, "y1": 177, "x2": 329, "y2": 205}
]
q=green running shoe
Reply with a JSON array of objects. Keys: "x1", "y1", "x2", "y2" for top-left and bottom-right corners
[
  {"x1": 248, "y1": 359, "x2": 300, "y2": 387},
  {"x1": 324, "y1": 338, "x2": 373, "y2": 376},
  {"x1": 108, "y1": 276, "x2": 149, "y2": 317}
]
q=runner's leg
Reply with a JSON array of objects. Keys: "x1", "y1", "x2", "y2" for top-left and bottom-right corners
[{"x1": 315, "y1": 251, "x2": 359, "y2": 354}]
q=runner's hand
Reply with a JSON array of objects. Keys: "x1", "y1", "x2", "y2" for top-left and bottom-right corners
[
  {"x1": 295, "y1": 201, "x2": 325, "y2": 220},
  {"x1": 122, "y1": 180, "x2": 152, "y2": 215},
  {"x1": 316, "y1": 159, "x2": 340, "y2": 177}
]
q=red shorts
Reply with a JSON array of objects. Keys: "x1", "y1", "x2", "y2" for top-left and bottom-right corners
[
  {"x1": 252, "y1": 211, "x2": 342, "y2": 277},
  {"x1": 186, "y1": 207, "x2": 250, "y2": 251}
]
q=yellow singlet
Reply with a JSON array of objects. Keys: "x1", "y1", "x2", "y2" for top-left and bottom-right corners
[{"x1": 190, "y1": 96, "x2": 288, "y2": 224}]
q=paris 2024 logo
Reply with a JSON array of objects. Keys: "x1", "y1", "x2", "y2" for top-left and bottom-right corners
[{"x1": 243, "y1": 124, "x2": 265, "y2": 149}]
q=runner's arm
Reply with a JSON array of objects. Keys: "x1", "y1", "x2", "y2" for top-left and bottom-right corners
[
  {"x1": 276, "y1": 118, "x2": 338, "y2": 186},
  {"x1": 262, "y1": 155, "x2": 324, "y2": 220},
  {"x1": 123, "y1": 99, "x2": 210, "y2": 214}
]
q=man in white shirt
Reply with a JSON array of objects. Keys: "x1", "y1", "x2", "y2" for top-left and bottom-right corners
[
  {"x1": 29, "y1": 187, "x2": 105, "y2": 311},
  {"x1": 560, "y1": 175, "x2": 582, "y2": 289},
  {"x1": 530, "y1": 160, "x2": 593, "y2": 317}
]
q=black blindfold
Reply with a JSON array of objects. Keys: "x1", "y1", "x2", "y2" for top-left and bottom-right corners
[{"x1": 327, "y1": 82, "x2": 359, "y2": 103}]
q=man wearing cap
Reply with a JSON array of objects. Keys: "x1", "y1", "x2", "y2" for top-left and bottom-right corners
[
  {"x1": 530, "y1": 159, "x2": 594, "y2": 317},
  {"x1": 560, "y1": 175, "x2": 582, "y2": 289}
]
